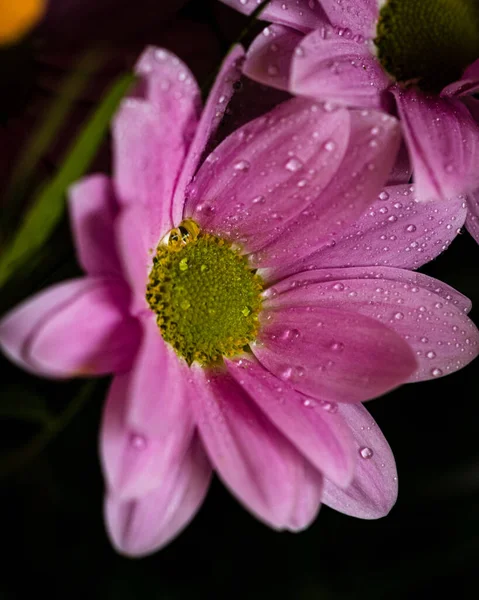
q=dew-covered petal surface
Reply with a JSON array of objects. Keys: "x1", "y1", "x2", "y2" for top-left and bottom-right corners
[
  {"x1": 290, "y1": 29, "x2": 390, "y2": 108},
  {"x1": 299, "y1": 184, "x2": 467, "y2": 271},
  {"x1": 0, "y1": 278, "x2": 139, "y2": 378},
  {"x1": 172, "y1": 45, "x2": 244, "y2": 224},
  {"x1": 265, "y1": 267, "x2": 479, "y2": 381},
  {"x1": 442, "y1": 58, "x2": 479, "y2": 97},
  {"x1": 114, "y1": 205, "x2": 152, "y2": 315},
  {"x1": 191, "y1": 366, "x2": 324, "y2": 530},
  {"x1": 187, "y1": 98, "x2": 351, "y2": 252},
  {"x1": 112, "y1": 48, "x2": 200, "y2": 246},
  {"x1": 69, "y1": 175, "x2": 122, "y2": 277},
  {"x1": 322, "y1": 403, "x2": 398, "y2": 519},
  {"x1": 317, "y1": 0, "x2": 379, "y2": 36},
  {"x1": 243, "y1": 25, "x2": 304, "y2": 91},
  {"x1": 226, "y1": 358, "x2": 355, "y2": 488},
  {"x1": 219, "y1": 0, "x2": 329, "y2": 33},
  {"x1": 393, "y1": 87, "x2": 479, "y2": 200},
  {"x1": 100, "y1": 315, "x2": 195, "y2": 500},
  {"x1": 466, "y1": 188, "x2": 479, "y2": 244},
  {"x1": 255, "y1": 305, "x2": 416, "y2": 403},
  {"x1": 254, "y1": 109, "x2": 400, "y2": 273},
  {"x1": 105, "y1": 435, "x2": 211, "y2": 558}
]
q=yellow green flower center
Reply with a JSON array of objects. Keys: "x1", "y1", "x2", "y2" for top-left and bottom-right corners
[
  {"x1": 375, "y1": 0, "x2": 479, "y2": 92},
  {"x1": 146, "y1": 220, "x2": 264, "y2": 366}
]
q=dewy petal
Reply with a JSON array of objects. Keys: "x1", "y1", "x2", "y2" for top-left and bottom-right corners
[
  {"x1": 466, "y1": 188, "x2": 479, "y2": 244},
  {"x1": 105, "y1": 434, "x2": 211, "y2": 558},
  {"x1": 243, "y1": 25, "x2": 305, "y2": 92},
  {"x1": 226, "y1": 358, "x2": 356, "y2": 488},
  {"x1": 442, "y1": 58, "x2": 479, "y2": 97},
  {"x1": 255, "y1": 108, "x2": 401, "y2": 274},
  {"x1": 68, "y1": 174, "x2": 122, "y2": 277},
  {"x1": 392, "y1": 87, "x2": 479, "y2": 200},
  {"x1": 0, "y1": 278, "x2": 139, "y2": 378},
  {"x1": 317, "y1": 0, "x2": 379, "y2": 37},
  {"x1": 255, "y1": 305, "x2": 416, "y2": 403},
  {"x1": 266, "y1": 267, "x2": 479, "y2": 382},
  {"x1": 172, "y1": 45, "x2": 244, "y2": 225},
  {"x1": 112, "y1": 47, "x2": 200, "y2": 246},
  {"x1": 290, "y1": 29, "x2": 390, "y2": 108},
  {"x1": 300, "y1": 184, "x2": 467, "y2": 272},
  {"x1": 191, "y1": 365, "x2": 323, "y2": 530},
  {"x1": 100, "y1": 315, "x2": 195, "y2": 500},
  {"x1": 219, "y1": 0, "x2": 329, "y2": 33},
  {"x1": 187, "y1": 98, "x2": 351, "y2": 252},
  {"x1": 322, "y1": 403, "x2": 398, "y2": 519}
]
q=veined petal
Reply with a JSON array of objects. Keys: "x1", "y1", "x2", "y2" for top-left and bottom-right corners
[
  {"x1": 317, "y1": 0, "x2": 379, "y2": 37},
  {"x1": 255, "y1": 305, "x2": 416, "y2": 403},
  {"x1": 0, "y1": 278, "x2": 139, "y2": 378},
  {"x1": 219, "y1": 0, "x2": 329, "y2": 33},
  {"x1": 191, "y1": 365, "x2": 324, "y2": 530},
  {"x1": 112, "y1": 47, "x2": 200, "y2": 246},
  {"x1": 296, "y1": 184, "x2": 467, "y2": 272},
  {"x1": 68, "y1": 175, "x2": 122, "y2": 277},
  {"x1": 322, "y1": 403, "x2": 398, "y2": 519},
  {"x1": 392, "y1": 87, "x2": 479, "y2": 200},
  {"x1": 226, "y1": 358, "x2": 355, "y2": 488},
  {"x1": 105, "y1": 435, "x2": 211, "y2": 558},
  {"x1": 100, "y1": 315, "x2": 195, "y2": 500},
  {"x1": 466, "y1": 188, "x2": 479, "y2": 244},
  {"x1": 265, "y1": 267, "x2": 479, "y2": 382},
  {"x1": 290, "y1": 29, "x2": 390, "y2": 108},
  {"x1": 188, "y1": 98, "x2": 351, "y2": 252},
  {"x1": 255, "y1": 108, "x2": 401, "y2": 274},
  {"x1": 173, "y1": 45, "x2": 244, "y2": 224},
  {"x1": 243, "y1": 25, "x2": 304, "y2": 92}
]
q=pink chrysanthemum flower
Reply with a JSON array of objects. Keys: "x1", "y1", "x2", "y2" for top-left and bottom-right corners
[
  {"x1": 221, "y1": 0, "x2": 479, "y2": 204},
  {"x1": 1, "y1": 47, "x2": 478, "y2": 557}
]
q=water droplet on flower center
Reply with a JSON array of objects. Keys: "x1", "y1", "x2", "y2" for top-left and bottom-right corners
[{"x1": 146, "y1": 219, "x2": 264, "y2": 366}]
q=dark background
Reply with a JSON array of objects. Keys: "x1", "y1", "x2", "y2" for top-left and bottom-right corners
[{"x1": 0, "y1": 1, "x2": 478, "y2": 598}]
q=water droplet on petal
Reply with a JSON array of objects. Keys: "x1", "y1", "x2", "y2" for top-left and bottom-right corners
[
  {"x1": 426, "y1": 351, "x2": 436, "y2": 359},
  {"x1": 285, "y1": 157, "x2": 303, "y2": 172},
  {"x1": 359, "y1": 447, "x2": 374, "y2": 459},
  {"x1": 431, "y1": 367, "x2": 443, "y2": 377},
  {"x1": 129, "y1": 433, "x2": 147, "y2": 450},
  {"x1": 233, "y1": 159, "x2": 250, "y2": 171}
]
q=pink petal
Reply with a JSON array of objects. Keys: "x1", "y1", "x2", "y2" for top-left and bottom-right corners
[
  {"x1": 265, "y1": 267, "x2": 479, "y2": 382},
  {"x1": 255, "y1": 108, "x2": 401, "y2": 273},
  {"x1": 112, "y1": 47, "x2": 200, "y2": 246},
  {"x1": 255, "y1": 305, "x2": 416, "y2": 403},
  {"x1": 172, "y1": 45, "x2": 244, "y2": 224},
  {"x1": 392, "y1": 87, "x2": 479, "y2": 200},
  {"x1": 188, "y1": 98, "x2": 351, "y2": 252},
  {"x1": 466, "y1": 188, "x2": 479, "y2": 244},
  {"x1": 298, "y1": 184, "x2": 467, "y2": 272},
  {"x1": 219, "y1": 0, "x2": 329, "y2": 33},
  {"x1": 290, "y1": 29, "x2": 390, "y2": 108},
  {"x1": 100, "y1": 315, "x2": 195, "y2": 500},
  {"x1": 68, "y1": 175, "x2": 122, "y2": 277},
  {"x1": 317, "y1": 0, "x2": 379, "y2": 36},
  {"x1": 322, "y1": 403, "x2": 398, "y2": 519},
  {"x1": 442, "y1": 59, "x2": 479, "y2": 97},
  {"x1": 191, "y1": 365, "x2": 324, "y2": 530},
  {"x1": 226, "y1": 358, "x2": 356, "y2": 488},
  {"x1": 243, "y1": 25, "x2": 304, "y2": 92},
  {"x1": 114, "y1": 205, "x2": 152, "y2": 315},
  {"x1": 105, "y1": 434, "x2": 211, "y2": 558},
  {"x1": 387, "y1": 142, "x2": 412, "y2": 185},
  {"x1": 0, "y1": 278, "x2": 139, "y2": 378}
]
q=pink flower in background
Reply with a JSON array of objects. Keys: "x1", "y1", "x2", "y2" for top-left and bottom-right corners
[
  {"x1": 221, "y1": 0, "x2": 479, "y2": 204},
  {"x1": 1, "y1": 46, "x2": 478, "y2": 557}
]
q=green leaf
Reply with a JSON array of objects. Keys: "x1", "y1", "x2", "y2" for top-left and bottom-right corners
[{"x1": 0, "y1": 71, "x2": 136, "y2": 290}]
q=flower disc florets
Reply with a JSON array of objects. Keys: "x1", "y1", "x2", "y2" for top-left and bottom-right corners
[
  {"x1": 375, "y1": 0, "x2": 479, "y2": 92},
  {"x1": 146, "y1": 219, "x2": 264, "y2": 366}
]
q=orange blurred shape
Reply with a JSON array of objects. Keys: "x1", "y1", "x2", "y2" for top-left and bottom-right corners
[{"x1": 0, "y1": 0, "x2": 45, "y2": 45}]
